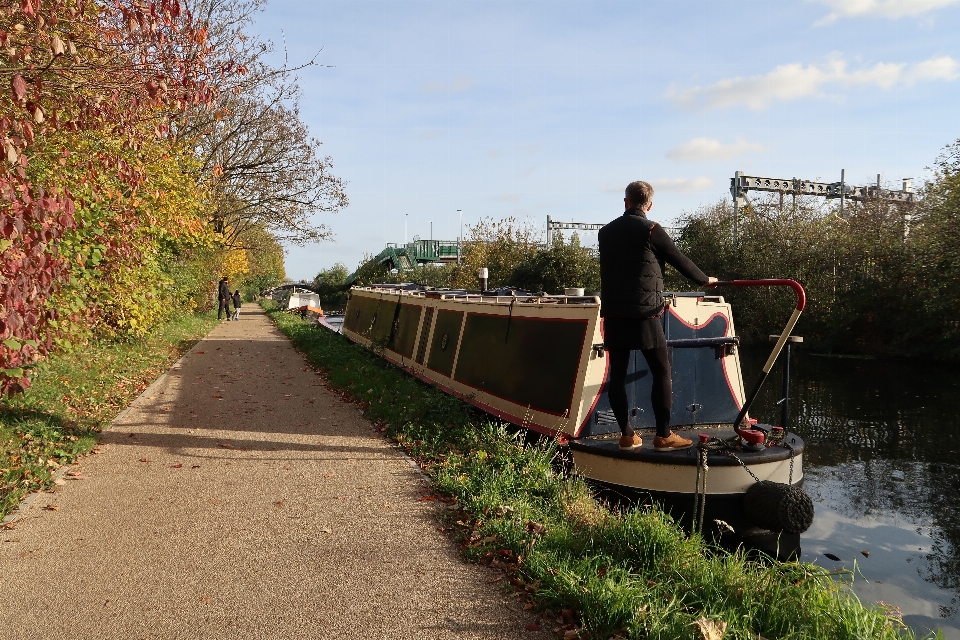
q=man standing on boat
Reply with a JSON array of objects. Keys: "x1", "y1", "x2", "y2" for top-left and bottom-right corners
[{"x1": 598, "y1": 181, "x2": 717, "y2": 451}]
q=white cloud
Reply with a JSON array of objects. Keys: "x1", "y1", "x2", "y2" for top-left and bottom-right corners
[
  {"x1": 649, "y1": 177, "x2": 715, "y2": 192},
  {"x1": 912, "y1": 56, "x2": 960, "y2": 82},
  {"x1": 418, "y1": 130, "x2": 445, "y2": 140},
  {"x1": 812, "y1": 0, "x2": 960, "y2": 24},
  {"x1": 666, "y1": 137, "x2": 765, "y2": 163},
  {"x1": 667, "y1": 54, "x2": 959, "y2": 111},
  {"x1": 420, "y1": 77, "x2": 474, "y2": 93}
]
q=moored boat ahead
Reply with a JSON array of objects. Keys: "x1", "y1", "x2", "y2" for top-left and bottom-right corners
[{"x1": 339, "y1": 280, "x2": 813, "y2": 548}]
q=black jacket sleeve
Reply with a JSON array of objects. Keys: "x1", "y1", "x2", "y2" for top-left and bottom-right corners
[{"x1": 649, "y1": 225, "x2": 709, "y2": 286}]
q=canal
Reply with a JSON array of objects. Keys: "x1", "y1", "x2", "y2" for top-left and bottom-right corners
[{"x1": 741, "y1": 345, "x2": 960, "y2": 639}]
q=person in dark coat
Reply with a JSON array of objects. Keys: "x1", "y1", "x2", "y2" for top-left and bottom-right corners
[
  {"x1": 231, "y1": 289, "x2": 242, "y2": 321},
  {"x1": 598, "y1": 181, "x2": 717, "y2": 451},
  {"x1": 217, "y1": 277, "x2": 231, "y2": 320}
]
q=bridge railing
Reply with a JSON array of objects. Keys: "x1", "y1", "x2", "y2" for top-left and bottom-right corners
[{"x1": 404, "y1": 239, "x2": 460, "y2": 261}]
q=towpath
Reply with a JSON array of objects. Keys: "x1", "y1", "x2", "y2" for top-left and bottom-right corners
[{"x1": 0, "y1": 305, "x2": 546, "y2": 639}]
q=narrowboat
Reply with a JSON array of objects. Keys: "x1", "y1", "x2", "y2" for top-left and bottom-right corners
[{"x1": 338, "y1": 280, "x2": 813, "y2": 546}]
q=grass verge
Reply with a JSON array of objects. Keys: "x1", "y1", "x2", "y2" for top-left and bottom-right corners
[
  {"x1": 0, "y1": 311, "x2": 219, "y2": 519},
  {"x1": 266, "y1": 303, "x2": 939, "y2": 640}
]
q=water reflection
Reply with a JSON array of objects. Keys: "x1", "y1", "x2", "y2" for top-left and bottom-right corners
[{"x1": 741, "y1": 347, "x2": 960, "y2": 638}]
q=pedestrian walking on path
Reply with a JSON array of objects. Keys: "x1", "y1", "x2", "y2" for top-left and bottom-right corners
[
  {"x1": 0, "y1": 305, "x2": 546, "y2": 640},
  {"x1": 231, "y1": 289, "x2": 242, "y2": 321},
  {"x1": 217, "y1": 276, "x2": 231, "y2": 320}
]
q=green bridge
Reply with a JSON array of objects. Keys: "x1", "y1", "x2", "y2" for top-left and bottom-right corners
[{"x1": 345, "y1": 239, "x2": 460, "y2": 285}]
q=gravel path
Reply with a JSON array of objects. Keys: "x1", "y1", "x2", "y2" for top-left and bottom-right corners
[{"x1": 0, "y1": 305, "x2": 547, "y2": 639}]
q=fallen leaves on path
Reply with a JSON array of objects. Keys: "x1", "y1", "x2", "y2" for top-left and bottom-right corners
[{"x1": 43, "y1": 504, "x2": 60, "y2": 511}]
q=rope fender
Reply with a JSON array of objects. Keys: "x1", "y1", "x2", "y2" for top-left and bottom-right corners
[{"x1": 743, "y1": 481, "x2": 815, "y2": 534}]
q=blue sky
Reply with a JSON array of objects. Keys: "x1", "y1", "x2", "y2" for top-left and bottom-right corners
[{"x1": 252, "y1": 0, "x2": 960, "y2": 280}]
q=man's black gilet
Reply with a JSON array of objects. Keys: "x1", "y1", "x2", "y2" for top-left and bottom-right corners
[{"x1": 597, "y1": 211, "x2": 663, "y2": 318}]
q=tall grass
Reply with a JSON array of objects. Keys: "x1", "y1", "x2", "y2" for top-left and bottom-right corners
[{"x1": 267, "y1": 303, "x2": 939, "y2": 640}]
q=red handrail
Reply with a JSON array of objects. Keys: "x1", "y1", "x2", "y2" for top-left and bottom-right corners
[
  {"x1": 707, "y1": 279, "x2": 806, "y2": 311},
  {"x1": 705, "y1": 278, "x2": 807, "y2": 430}
]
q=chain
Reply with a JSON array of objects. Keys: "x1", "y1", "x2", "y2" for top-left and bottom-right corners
[
  {"x1": 719, "y1": 449, "x2": 763, "y2": 483},
  {"x1": 785, "y1": 442, "x2": 795, "y2": 484}
]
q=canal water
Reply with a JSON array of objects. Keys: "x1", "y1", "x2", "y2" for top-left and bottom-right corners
[{"x1": 741, "y1": 346, "x2": 960, "y2": 639}]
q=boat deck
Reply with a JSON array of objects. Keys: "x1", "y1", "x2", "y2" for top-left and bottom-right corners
[{"x1": 569, "y1": 427, "x2": 804, "y2": 466}]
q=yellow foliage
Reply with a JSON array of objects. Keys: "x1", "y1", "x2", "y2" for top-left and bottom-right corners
[
  {"x1": 221, "y1": 248, "x2": 250, "y2": 282},
  {"x1": 450, "y1": 217, "x2": 542, "y2": 289},
  {"x1": 39, "y1": 131, "x2": 220, "y2": 340}
]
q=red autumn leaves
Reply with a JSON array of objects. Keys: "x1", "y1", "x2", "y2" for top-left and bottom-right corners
[{"x1": 0, "y1": 0, "x2": 225, "y2": 394}]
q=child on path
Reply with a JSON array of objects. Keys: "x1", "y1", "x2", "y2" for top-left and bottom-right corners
[{"x1": 231, "y1": 290, "x2": 242, "y2": 321}]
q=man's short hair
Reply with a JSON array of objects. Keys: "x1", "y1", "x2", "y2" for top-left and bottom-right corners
[{"x1": 625, "y1": 181, "x2": 654, "y2": 208}]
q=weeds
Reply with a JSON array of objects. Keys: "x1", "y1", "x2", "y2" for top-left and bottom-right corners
[
  {"x1": 0, "y1": 312, "x2": 218, "y2": 519},
  {"x1": 267, "y1": 303, "x2": 940, "y2": 640}
]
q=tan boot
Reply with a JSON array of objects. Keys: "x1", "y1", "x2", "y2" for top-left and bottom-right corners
[
  {"x1": 618, "y1": 433, "x2": 642, "y2": 450},
  {"x1": 653, "y1": 431, "x2": 693, "y2": 451}
]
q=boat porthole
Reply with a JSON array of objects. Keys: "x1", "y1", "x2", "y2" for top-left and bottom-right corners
[{"x1": 441, "y1": 333, "x2": 449, "y2": 350}]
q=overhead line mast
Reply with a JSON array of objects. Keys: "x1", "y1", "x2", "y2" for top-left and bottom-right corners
[{"x1": 730, "y1": 170, "x2": 917, "y2": 245}]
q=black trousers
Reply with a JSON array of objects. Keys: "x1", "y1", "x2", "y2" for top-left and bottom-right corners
[
  {"x1": 218, "y1": 298, "x2": 231, "y2": 319},
  {"x1": 607, "y1": 347, "x2": 672, "y2": 438}
]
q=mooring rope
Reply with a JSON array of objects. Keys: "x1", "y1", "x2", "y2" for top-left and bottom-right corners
[
  {"x1": 504, "y1": 297, "x2": 516, "y2": 343},
  {"x1": 692, "y1": 441, "x2": 709, "y2": 534}
]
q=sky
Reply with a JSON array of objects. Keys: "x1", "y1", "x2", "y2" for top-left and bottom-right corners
[{"x1": 251, "y1": 0, "x2": 960, "y2": 281}]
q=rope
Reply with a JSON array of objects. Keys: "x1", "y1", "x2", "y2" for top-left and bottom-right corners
[
  {"x1": 692, "y1": 454, "x2": 701, "y2": 531},
  {"x1": 387, "y1": 292, "x2": 403, "y2": 345},
  {"x1": 692, "y1": 442, "x2": 709, "y2": 534},
  {"x1": 692, "y1": 434, "x2": 802, "y2": 535}
]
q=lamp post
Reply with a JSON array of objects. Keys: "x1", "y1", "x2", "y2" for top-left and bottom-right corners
[
  {"x1": 404, "y1": 213, "x2": 408, "y2": 245},
  {"x1": 457, "y1": 209, "x2": 462, "y2": 263}
]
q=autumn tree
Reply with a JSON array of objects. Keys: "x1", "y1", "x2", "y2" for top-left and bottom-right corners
[
  {"x1": 509, "y1": 232, "x2": 599, "y2": 294},
  {"x1": 450, "y1": 217, "x2": 541, "y2": 289},
  {"x1": 234, "y1": 223, "x2": 286, "y2": 296},
  {"x1": 178, "y1": 0, "x2": 348, "y2": 247},
  {"x1": 0, "y1": 0, "x2": 218, "y2": 393}
]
